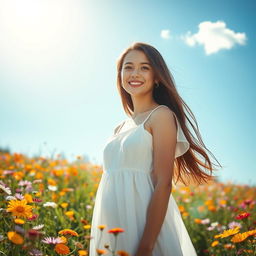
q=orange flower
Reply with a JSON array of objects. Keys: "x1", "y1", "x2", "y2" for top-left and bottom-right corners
[
  {"x1": 204, "y1": 199, "x2": 214, "y2": 206},
  {"x1": 58, "y1": 229, "x2": 78, "y2": 237},
  {"x1": 178, "y1": 205, "x2": 185, "y2": 213},
  {"x1": 54, "y1": 244, "x2": 70, "y2": 255},
  {"x1": 78, "y1": 250, "x2": 88, "y2": 256},
  {"x1": 182, "y1": 211, "x2": 189, "y2": 217},
  {"x1": 208, "y1": 205, "x2": 217, "y2": 212},
  {"x1": 117, "y1": 250, "x2": 130, "y2": 256},
  {"x1": 246, "y1": 229, "x2": 256, "y2": 237},
  {"x1": 194, "y1": 218, "x2": 202, "y2": 224},
  {"x1": 7, "y1": 231, "x2": 24, "y2": 244},
  {"x1": 108, "y1": 227, "x2": 125, "y2": 236},
  {"x1": 96, "y1": 249, "x2": 107, "y2": 255},
  {"x1": 231, "y1": 232, "x2": 249, "y2": 243}
]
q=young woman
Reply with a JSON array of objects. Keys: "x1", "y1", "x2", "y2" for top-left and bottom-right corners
[{"x1": 89, "y1": 42, "x2": 221, "y2": 256}]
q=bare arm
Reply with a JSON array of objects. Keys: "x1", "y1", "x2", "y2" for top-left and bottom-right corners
[{"x1": 135, "y1": 108, "x2": 177, "y2": 255}]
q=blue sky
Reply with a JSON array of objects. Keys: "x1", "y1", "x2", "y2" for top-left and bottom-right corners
[{"x1": 0, "y1": 0, "x2": 255, "y2": 185}]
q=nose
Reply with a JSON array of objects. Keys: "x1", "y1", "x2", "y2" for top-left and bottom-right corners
[{"x1": 131, "y1": 68, "x2": 140, "y2": 77}]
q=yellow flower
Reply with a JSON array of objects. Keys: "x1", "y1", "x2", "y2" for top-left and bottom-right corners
[
  {"x1": 182, "y1": 212, "x2": 189, "y2": 217},
  {"x1": 211, "y1": 240, "x2": 219, "y2": 247},
  {"x1": 24, "y1": 194, "x2": 33, "y2": 203},
  {"x1": 54, "y1": 244, "x2": 70, "y2": 255},
  {"x1": 205, "y1": 199, "x2": 214, "y2": 206},
  {"x1": 215, "y1": 227, "x2": 240, "y2": 238},
  {"x1": 14, "y1": 218, "x2": 25, "y2": 224},
  {"x1": 7, "y1": 231, "x2": 24, "y2": 244},
  {"x1": 83, "y1": 225, "x2": 91, "y2": 230},
  {"x1": 219, "y1": 199, "x2": 227, "y2": 206},
  {"x1": 59, "y1": 236, "x2": 67, "y2": 244},
  {"x1": 59, "y1": 191, "x2": 66, "y2": 196},
  {"x1": 64, "y1": 210, "x2": 74, "y2": 217},
  {"x1": 231, "y1": 232, "x2": 249, "y2": 243},
  {"x1": 78, "y1": 250, "x2": 88, "y2": 256},
  {"x1": 7, "y1": 199, "x2": 33, "y2": 218},
  {"x1": 58, "y1": 229, "x2": 78, "y2": 237},
  {"x1": 98, "y1": 225, "x2": 106, "y2": 231},
  {"x1": 60, "y1": 203, "x2": 68, "y2": 208}
]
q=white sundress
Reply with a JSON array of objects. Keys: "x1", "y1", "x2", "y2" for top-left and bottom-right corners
[{"x1": 89, "y1": 105, "x2": 197, "y2": 256}]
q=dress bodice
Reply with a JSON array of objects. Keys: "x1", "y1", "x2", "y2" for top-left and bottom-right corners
[{"x1": 102, "y1": 105, "x2": 190, "y2": 174}]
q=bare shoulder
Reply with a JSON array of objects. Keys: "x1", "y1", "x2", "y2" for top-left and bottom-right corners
[{"x1": 147, "y1": 106, "x2": 177, "y2": 135}]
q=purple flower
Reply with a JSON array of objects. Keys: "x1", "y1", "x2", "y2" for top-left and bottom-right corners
[
  {"x1": 15, "y1": 193, "x2": 24, "y2": 200},
  {"x1": 18, "y1": 180, "x2": 32, "y2": 187},
  {"x1": 41, "y1": 236, "x2": 63, "y2": 244},
  {"x1": 15, "y1": 225, "x2": 25, "y2": 234},
  {"x1": 28, "y1": 248, "x2": 43, "y2": 256}
]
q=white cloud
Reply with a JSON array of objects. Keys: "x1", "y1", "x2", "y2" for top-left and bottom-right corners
[
  {"x1": 161, "y1": 29, "x2": 171, "y2": 39},
  {"x1": 181, "y1": 21, "x2": 247, "y2": 55}
]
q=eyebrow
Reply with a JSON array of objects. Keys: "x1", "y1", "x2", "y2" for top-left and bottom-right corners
[{"x1": 124, "y1": 62, "x2": 151, "y2": 65}]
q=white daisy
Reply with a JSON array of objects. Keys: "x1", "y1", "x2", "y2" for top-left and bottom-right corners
[
  {"x1": 0, "y1": 184, "x2": 11, "y2": 195},
  {"x1": 43, "y1": 202, "x2": 57, "y2": 208}
]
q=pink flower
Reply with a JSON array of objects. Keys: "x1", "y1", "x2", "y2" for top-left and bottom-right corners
[
  {"x1": 228, "y1": 221, "x2": 242, "y2": 229},
  {"x1": 42, "y1": 236, "x2": 63, "y2": 244},
  {"x1": 201, "y1": 218, "x2": 210, "y2": 225}
]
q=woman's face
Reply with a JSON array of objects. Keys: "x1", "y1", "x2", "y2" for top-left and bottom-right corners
[{"x1": 121, "y1": 50, "x2": 156, "y2": 96}]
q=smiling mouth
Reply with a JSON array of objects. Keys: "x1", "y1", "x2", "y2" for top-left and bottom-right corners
[{"x1": 129, "y1": 81, "x2": 144, "y2": 87}]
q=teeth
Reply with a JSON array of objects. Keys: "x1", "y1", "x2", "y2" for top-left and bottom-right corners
[{"x1": 129, "y1": 82, "x2": 143, "y2": 85}]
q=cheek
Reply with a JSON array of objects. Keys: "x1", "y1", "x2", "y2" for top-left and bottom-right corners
[{"x1": 145, "y1": 72, "x2": 154, "y2": 82}]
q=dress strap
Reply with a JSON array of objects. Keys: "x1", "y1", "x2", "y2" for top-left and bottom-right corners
[
  {"x1": 115, "y1": 120, "x2": 126, "y2": 135},
  {"x1": 142, "y1": 105, "x2": 169, "y2": 125}
]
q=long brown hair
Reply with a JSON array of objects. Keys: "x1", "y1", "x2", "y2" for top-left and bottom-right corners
[{"x1": 116, "y1": 42, "x2": 222, "y2": 186}]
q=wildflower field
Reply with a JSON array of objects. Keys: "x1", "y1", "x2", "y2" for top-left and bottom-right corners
[{"x1": 0, "y1": 152, "x2": 255, "y2": 256}]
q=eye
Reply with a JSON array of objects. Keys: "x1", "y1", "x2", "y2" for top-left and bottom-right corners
[
  {"x1": 124, "y1": 66, "x2": 132, "y2": 69},
  {"x1": 142, "y1": 66, "x2": 149, "y2": 70}
]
